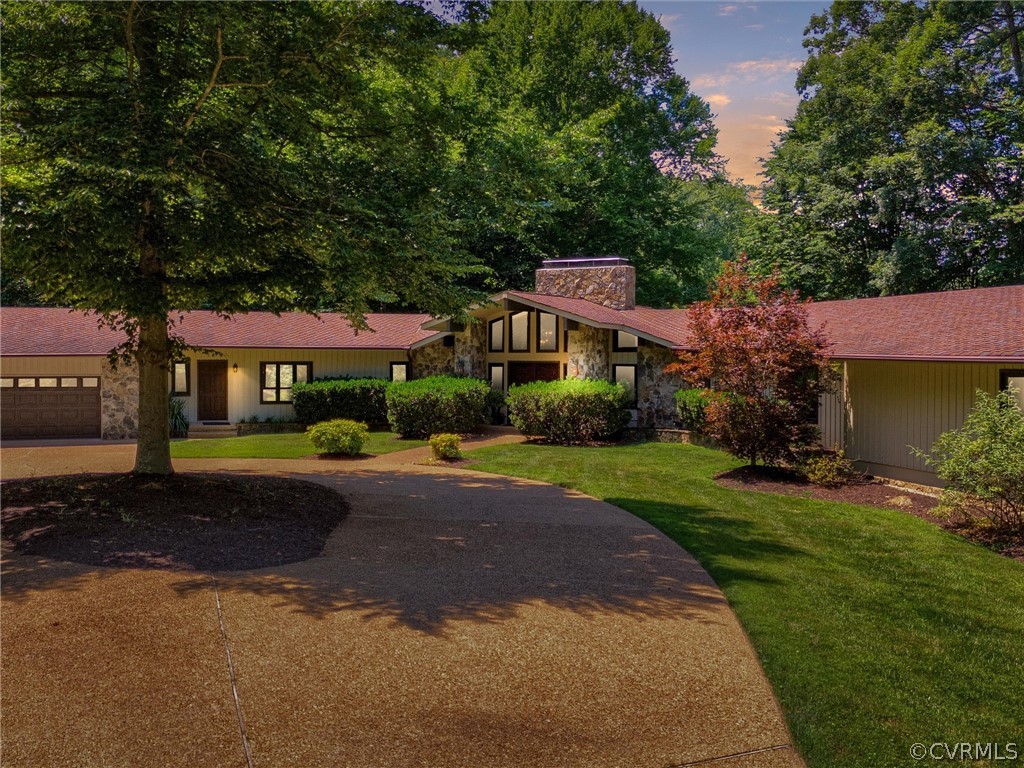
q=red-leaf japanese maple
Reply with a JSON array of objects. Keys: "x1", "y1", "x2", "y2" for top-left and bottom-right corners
[{"x1": 667, "y1": 257, "x2": 835, "y2": 466}]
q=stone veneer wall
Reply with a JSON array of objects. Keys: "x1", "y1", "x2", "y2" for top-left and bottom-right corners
[
  {"x1": 534, "y1": 265, "x2": 636, "y2": 310},
  {"x1": 636, "y1": 343, "x2": 686, "y2": 428},
  {"x1": 101, "y1": 359, "x2": 139, "y2": 439},
  {"x1": 567, "y1": 325, "x2": 610, "y2": 380},
  {"x1": 454, "y1": 322, "x2": 488, "y2": 379},
  {"x1": 410, "y1": 341, "x2": 455, "y2": 378}
]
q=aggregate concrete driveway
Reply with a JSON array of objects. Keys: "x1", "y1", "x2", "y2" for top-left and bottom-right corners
[{"x1": 1, "y1": 442, "x2": 803, "y2": 768}]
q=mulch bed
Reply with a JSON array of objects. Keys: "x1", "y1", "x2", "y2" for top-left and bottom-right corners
[
  {"x1": 717, "y1": 466, "x2": 1023, "y2": 562},
  {"x1": 1, "y1": 473, "x2": 348, "y2": 571}
]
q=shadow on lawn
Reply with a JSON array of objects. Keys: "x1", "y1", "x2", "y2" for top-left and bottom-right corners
[
  {"x1": 604, "y1": 496, "x2": 812, "y2": 593},
  {"x1": 2, "y1": 469, "x2": 742, "y2": 637}
]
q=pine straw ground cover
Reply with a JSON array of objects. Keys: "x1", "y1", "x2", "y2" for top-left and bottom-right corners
[{"x1": 1, "y1": 473, "x2": 347, "y2": 571}]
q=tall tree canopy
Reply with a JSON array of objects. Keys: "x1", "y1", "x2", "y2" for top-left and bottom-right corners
[
  {"x1": 1, "y1": 1, "x2": 480, "y2": 473},
  {"x1": 746, "y1": 0, "x2": 1024, "y2": 299},
  {"x1": 438, "y1": 0, "x2": 753, "y2": 305}
]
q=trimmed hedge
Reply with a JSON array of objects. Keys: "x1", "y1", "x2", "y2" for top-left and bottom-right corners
[
  {"x1": 675, "y1": 388, "x2": 710, "y2": 431},
  {"x1": 506, "y1": 379, "x2": 630, "y2": 445},
  {"x1": 292, "y1": 378, "x2": 388, "y2": 425},
  {"x1": 386, "y1": 376, "x2": 490, "y2": 439},
  {"x1": 307, "y1": 419, "x2": 369, "y2": 456}
]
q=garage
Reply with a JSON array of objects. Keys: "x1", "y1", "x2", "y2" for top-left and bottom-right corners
[{"x1": 0, "y1": 376, "x2": 101, "y2": 439}]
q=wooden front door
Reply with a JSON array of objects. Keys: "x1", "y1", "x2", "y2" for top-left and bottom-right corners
[
  {"x1": 508, "y1": 361, "x2": 560, "y2": 387},
  {"x1": 196, "y1": 360, "x2": 229, "y2": 421}
]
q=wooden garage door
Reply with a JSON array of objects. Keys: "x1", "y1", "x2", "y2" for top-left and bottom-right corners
[{"x1": 0, "y1": 376, "x2": 102, "y2": 439}]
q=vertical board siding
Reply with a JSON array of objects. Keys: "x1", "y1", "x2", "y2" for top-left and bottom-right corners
[
  {"x1": 181, "y1": 348, "x2": 405, "y2": 423},
  {"x1": 839, "y1": 360, "x2": 1002, "y2": 475}
]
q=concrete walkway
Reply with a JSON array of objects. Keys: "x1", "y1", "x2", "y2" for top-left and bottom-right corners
[{"x1": 1, "y1": 441, "x2": 803, "y2": 768}]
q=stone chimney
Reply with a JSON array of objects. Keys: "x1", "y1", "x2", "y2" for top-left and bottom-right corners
[{"x1": 534, "y1": 257, "x2": 636, "y2": 310}]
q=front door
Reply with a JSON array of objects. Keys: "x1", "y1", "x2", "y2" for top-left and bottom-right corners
[
  {"x1": 508, "y1": 361, "x2": 560, "y2": 387},
  {"x1": 197, "y1": 360, "x2": 229, "y2": 421}
]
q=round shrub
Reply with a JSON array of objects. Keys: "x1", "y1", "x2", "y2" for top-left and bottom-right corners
[
  {"x1": 506, "y1": 379, "x2": 630, "y2": 445},
  {"x1": 429, "y1": 433, "x2": 463, "y2": 461},
  {"x1": 801, "y1": 449, "x2": 856, "y2": 488},
  {"x1": 674, "y1": 388, "x2": 710, "y2": 431},
  {"x1": 292, "y1": 378, "x2": 388, "y2": 425},
  {"x1": 307, "y1": 419, "x2": 369, "y2": 456},
  {"x1": 385, "y1": 376, "x2": 490, "y2": 439}
]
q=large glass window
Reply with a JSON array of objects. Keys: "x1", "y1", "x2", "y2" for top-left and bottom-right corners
[
  {"x1": 613, "y1": 364, "x2": 637, "y2": 406},
  {"x1": 510, "y1": 312, "x2": 530, "y2": 352},
  {"x1": 261, "y1": 362, "x2": 311, "y2": 403},
  {"x1": 537, "y1": 312, "x2": 558, "y2": 352},
  {"x1": 171, "y1": 360, "x2": 191, "y2": 396},
  {"x1": 489, "y1": 317, "x2": 505, "y2": 353},
  {"x1": 613, "y1": 330, "x2": 639, "y2": 351}
]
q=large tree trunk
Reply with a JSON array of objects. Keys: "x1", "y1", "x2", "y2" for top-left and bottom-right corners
[{"x1": 133, "y1": 313, "x2": 173, "y2": 476}]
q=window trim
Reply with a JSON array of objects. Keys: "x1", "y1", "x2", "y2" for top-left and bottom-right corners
[
  {"x1": 536, "y1": 311, "x2": 559, "y2": 353},
  {"x1": 260, "y1": 361, "x2": 312, "y2": 404},
  {"x1": 488, "y1": 362, "x2": 505, "y2": 392},
  {"x1": 170, "y1": 359, "x2": 191, "y2": 397},
  {"x1": 999, "y1": 369, "x2": 1024, "y2": 392},
  {"x1": 612, "y1": 330, "x2": 639, "y2": 352},
  {"x1": 390, "y1": 361, "x2": 410, "y2": 382},
  {"x1": 612, "y1": 363, "x2": 638, "y2": 407},
  {"x1": 508, "y1": 311, "x2": 531, "y2": 353},
  {"x1": 488, "y1": 317, "x2": 505, "y2": 353}
]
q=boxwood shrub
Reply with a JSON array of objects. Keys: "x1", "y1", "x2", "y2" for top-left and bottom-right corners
[
  {"x1": 506, "y1": 379, "x2": 630, "y2": 445},
  {"x1": 385, "y1": 376, "x2": 490, "y2": 439},
  {"x1": 292, "y1": 378, "x2": 388, "y2": 425},
  {"x1": 675, "y1": 388, "x2": 710, "y2": 431},
  {"x1": 307, "y1": 419, "x2": 369, "y2": 456}
]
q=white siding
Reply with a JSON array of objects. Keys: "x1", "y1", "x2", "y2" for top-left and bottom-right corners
[{"x1": 178, "y1": 347, "x2": 406, "y2": 423}]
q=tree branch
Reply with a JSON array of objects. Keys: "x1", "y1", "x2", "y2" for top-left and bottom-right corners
[{"x1": 184, "y1": 27, "x2": 225, "y2": 133}]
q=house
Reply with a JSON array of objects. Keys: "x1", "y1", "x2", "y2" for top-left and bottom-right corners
[{"x1": 2, "y1": 257, "x2": 1021, "y2": 485}]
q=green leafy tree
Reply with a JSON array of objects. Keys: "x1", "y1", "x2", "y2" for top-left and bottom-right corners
[
  {"x1": 441, "y1": 0, "x2": 748, "y2": 305},
  {"x1": 1, "y1": 1, "x2": 479, "y2": 474},
  {"x1": 748, "y1": 0, "x2": 1024, "y2": 299}
]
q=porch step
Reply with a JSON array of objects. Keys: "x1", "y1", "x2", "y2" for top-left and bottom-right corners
[{"x1": 187, "y1": 423, "x2": 239, "y2": 439}]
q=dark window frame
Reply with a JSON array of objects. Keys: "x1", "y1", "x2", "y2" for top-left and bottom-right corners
[
  {"x1": 508, "y1": 311, "x2": 531, "y2": 353},
  {"x1": 612, "y1": 363, "x2": 638, "y2": 406},
  {"x1": 260, "y1": 361, "x2": 312, "y2": 404},
  {"x1": 488, "y1": 362, "x2": 505, "y2": 392},
  {"x1": 488, "y1": 317, "x2": 505, "y2": 353},
  {"x1": 170, "y1": 359, "x2": 191, "y2": 396},
  {"x1": 999, "y1": 369, "x2": 1024, "y2": 392},
  {"x1": 612, "y1": 330, "x2": 639, "y2": 352},
  {"x1": 536, "y1": 311, "x2": 559, "y2": 353},
  {"x1": 390, "y1": 361, "x2": 410, "y2": 382}
]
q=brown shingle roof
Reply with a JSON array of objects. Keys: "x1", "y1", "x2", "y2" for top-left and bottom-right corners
[
  {"x1": 4, "y1": 285, "x2": 1021, "y2": 361},
  {"x1": 0, "y1": 308, "x2": 444, "y2": 356},
  {"x1": 511, "y1": 285, "x2": 1024, "y2": 362}
]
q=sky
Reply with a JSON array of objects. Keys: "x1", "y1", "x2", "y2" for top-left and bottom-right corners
[{"x1": 639, "y1": 1, "x2": 829, "y2": 186}]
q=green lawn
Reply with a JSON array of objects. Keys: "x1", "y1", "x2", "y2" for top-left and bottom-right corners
[
  {"x1": 170, "y1": 430, "x2": 426, "y2": 459},
  {"x1": 464, "y1": 441, "x2": 1024, "y2": 768}
]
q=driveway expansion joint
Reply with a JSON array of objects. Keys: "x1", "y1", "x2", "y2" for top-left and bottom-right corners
[
  {"x1": 669, "y1": 744, "x2": 795, "y2": 767},
  {"x1": 212, "y1": 575, "x2": 254, "y2": 768}
]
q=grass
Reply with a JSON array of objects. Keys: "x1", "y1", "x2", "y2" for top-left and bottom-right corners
[
  {"x1": 170, "y1": 430, "x2": 426, "y2": 459},
  {"x1": 463, "y1": 441, "x2": 1024, "y2": 768}
]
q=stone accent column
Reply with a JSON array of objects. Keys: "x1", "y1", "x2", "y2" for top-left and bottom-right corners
[
  {"x1": 636, "y1": 343, "x2": 686, "y2": 428},
  {"x1": 101, "y1": 359, "x2": 139, "y2": 439},
  {"x1": 567, "y1": 325, "x2": 610, "y2": 380},
  {"x1": 534, "y1": 264, "x2": 636, "y2": 309},
  {"x1": 454, "y1": 322, "x2": 487, "y2": 379},
  {"x1": 409, "y1": 340, "x2": 456, "y2": 378}
]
